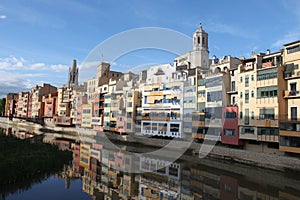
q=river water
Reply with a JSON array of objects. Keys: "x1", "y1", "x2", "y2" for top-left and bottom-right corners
[{"x1": 1, "y1": 124, "x2": 300, "y2": 200}]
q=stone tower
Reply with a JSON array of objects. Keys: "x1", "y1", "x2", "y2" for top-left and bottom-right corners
[
  {"x1": 97, "y1": 62, "x2": 110, "y2": 79},
  {"x1": 190, "y1": 24, "x2": 209, "y2": 69},
  {"x1": 68, "y1": 59, "x2": 79, "y2": 87}
]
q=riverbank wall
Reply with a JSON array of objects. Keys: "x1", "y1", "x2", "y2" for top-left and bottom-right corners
[{"x1": 1, "y1": 117, "x2": 300, "y2": 172}]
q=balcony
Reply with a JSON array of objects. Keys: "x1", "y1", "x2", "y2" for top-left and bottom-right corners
[
  {"x1": 192, "y1": 121, "x2": 205, "y2": 127},
  {"x1": 280, "y1": 122, "x2": 300, "y2": 132},
  {"x1": 284, "y1": 90, "x2": 300, "y2": 98},
  {"x1": 261, "y1": 61, "x2": 274, "y2": 68},
  {"x1": 227, "y1": 89, "x2": 237, "y2": 94},
  {"x1": 257, "y1": 135, "x2": 279, "y2": 142},
  {"x1": 205, "y1": 118, "x2": 222, "y2": 127},
  {"x1": 284, "y1": 70, "x2": 300, "y2": 80},
  {"x1": 255, "y1": 119, "x2": 278, "y2": 127}
]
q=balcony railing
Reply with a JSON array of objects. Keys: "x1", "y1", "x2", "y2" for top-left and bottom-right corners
[
  {"x1": 280, "y1": 122, "x2": 300, "y2": 132},
  {"x1": 284, "y1": 90, "x2": 300, "y2": 98}
]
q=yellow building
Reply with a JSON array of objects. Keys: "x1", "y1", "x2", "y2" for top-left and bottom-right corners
[
  {"x1": 81, "y1": 104, "x2": 93, "y2": 128},
  {"x1": 280, "y1": 40, "x2": 300, "y2": 154},
  {"x1": 80, "y1": 143, "x2": 90, "y2": 168},
  {"x1": 53, "y1": 87, "x2": 73, "y2": 126},
  {"x1": 126, "y1": 90, "x2": 140, "y2": 133},
  {"x1": 238, "y1": 55, "x2": 260, "y2": 142},
  {"x1": 255, "y1": 51, "x2": 284, "y2": 145},
  {"x1": 16, "y1": 92, "x2": 29, "y2": 118}
]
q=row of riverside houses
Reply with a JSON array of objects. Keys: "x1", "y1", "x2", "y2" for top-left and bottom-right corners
[{"x1": 4, "y1": 24, "x2": 300, "y2": 155}]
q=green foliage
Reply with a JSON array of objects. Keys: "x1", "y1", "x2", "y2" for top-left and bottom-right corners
[
  {"x1": 0, "y1": 98, "x2": 6, "y2": 116},
  {"x1": 0, "y1": 133, "x2": 72, "y2": 186}
]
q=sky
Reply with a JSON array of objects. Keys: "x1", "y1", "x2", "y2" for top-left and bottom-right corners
[{"x1": 0, "y1": 0, "x2": 300, "y2": 97}]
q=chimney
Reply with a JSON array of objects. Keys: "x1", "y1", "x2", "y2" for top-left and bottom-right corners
[{"x1": 266, "y1": 49, "x2": 270, "y2": 55}]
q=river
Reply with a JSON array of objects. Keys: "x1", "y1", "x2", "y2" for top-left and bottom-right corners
[{"x1": 0, "y1": 124, "x2": 300, "y2": 200}]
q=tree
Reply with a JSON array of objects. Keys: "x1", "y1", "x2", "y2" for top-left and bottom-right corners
[{"x1": 0, "y1": 98, "x2": 6, "y2": 116}]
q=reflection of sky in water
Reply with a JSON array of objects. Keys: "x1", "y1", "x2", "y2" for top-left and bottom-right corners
[{"x1": 6, "y1": 176, "x2": 90, "y2": 200}]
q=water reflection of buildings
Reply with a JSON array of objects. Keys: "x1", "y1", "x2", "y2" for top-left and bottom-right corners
[
  {"x1": 0, "y1": 126, "x2": 36, "y2": 139},
  {"x1": 2, "y1": 124, "x2": 299, "y2": 200}
]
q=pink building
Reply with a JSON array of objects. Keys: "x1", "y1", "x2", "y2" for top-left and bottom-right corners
[
  {"x1": 72, "y1": 143, "x2": 82, "y2": 173},
  {"x1": 43, "y1": 92, "x2": 58, "y2": 118},
  {"x1": 73, "y1": 93, "x2": 87, "y2": 126},
  {"x1": 116, "y1": 116, "x2": 126, "y2": 134},
  {"x1": 222, "y1": 106, "x2": 243, "y2": 145},
  {"x1": 52, "y1": 139, "x2": 72, "y2": 151}
]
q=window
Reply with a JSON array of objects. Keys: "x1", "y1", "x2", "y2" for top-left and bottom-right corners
[
  {"x1": 224, "y1": 129, "x2": 236, "y2": 137},
  {"x1": 83, "y1": 109, "x2": 91, "y2": 114},
  {"x1": 245, "y1": 109, "x2": 249, "y2": 125},
  {"x1": 241, "y1": 126, "x2": 255, "y2": 134},
  {"x1": 287, "y1": 44, "x2": 300, "y2": 54},
  {"x1": 231, "y1": 81, "x2": 236, "y2": 91},
  {"x1": 240, "y1": 92, "x2": 243, "y2": 98},
  {"x1": 206, "y1": 76, "x2": 222, "y2": 87},
  {"x1": 170, "y1": 124, "x2": 180, "y2": 132},
  {"x1": 290, "y1": 83, "x2": 297, "y2": 96},
  {"x1": 240, "y1": 76, "x2": 243, "y2": 83},
  {"x1": 257, "y1": 86, "x2": 278, "y2": 98},
  {"x1": 257, "y1": 69, "x2": 277, "y2": 81},
  {"x1": 291, "y1": 107, "x2": 298, "y2": 120},
  {"x1": 245, "y1": 90, "x2": 249, "y2": 103},
  {"x1": 251, "y1": 111, "x2": 254, "y2": 120},
  {"x1": 251, "y1": 90, "x2": 254, "y2": 98},
  {"x1": 198, "y1": 90, "x2": 205, "y2": 97},
  {"x1": 259, "y1": 108, "x2": 275, "y2": 120},
  {"x1": 205, "y1": 107, "x2": 222, "y2": 119},
  {"x1": 144, "y1": 96, "x2": 147, "y2": 104},
  {"x1": 239, "y1": 111, "x2": 243, "y2": 119},
  {"x1": 258, "y1": 128, "x2": 279, "y2": 135},
  {"x1": 127, "y1": 93, "x2": 132, "y2": 97},
  {"x1": 251, "y1": 74, "x2": 254, "y2": 81},
  {"x1": 127, "y1": 102, "x2": 132, "y2": 107},
  {"x1": 207, "y1": 91, "x2": 222, "y2": 102},
  {"x1": 245, "y1": 75, "x2": 249, "y2": 87},
  {"x1": 224, "y1": 112, "x2": 237, "y2": 119},
  {"x1": 232, "y1": 96, "x2": 236, "y2": 105}
]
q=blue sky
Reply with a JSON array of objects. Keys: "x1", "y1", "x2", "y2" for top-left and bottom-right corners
[{"x1": 0, "y1": 0, "x2": 300, "y2": 97}]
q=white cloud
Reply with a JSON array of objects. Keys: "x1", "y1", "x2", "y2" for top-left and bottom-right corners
[
  {"x1": 0, "y1": 56, "x2": 70, "y2": 97},
  {"x1": 0, "y1": 70, "x2": 48, "y2": 97},
  {"x1": 272, "y1": 30, "x2": 300, "y2": 48},
  {"x1": 272, "y1": 0, "x2": 300, "y2": 48},
  {"x1": 0, "y1": 56, "x2": 69, "y2": 72},
  {"x1": 0, "y1": 15, "x2": 6, "y2": 19}
]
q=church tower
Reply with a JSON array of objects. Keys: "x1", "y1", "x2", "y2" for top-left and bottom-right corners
[
  {"x1": 190, "y1": 24, "x2": 209, "y2": 69},
  {"x1": 68, "y1": 59, "x2": 79, "y2": 88}
]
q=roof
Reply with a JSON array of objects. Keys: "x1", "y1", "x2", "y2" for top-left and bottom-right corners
[{"x1": 283, "y1": 40, "x2": 300, "y2": 47}]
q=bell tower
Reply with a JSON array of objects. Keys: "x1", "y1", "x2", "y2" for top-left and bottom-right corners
[
  {"x1": 193, "y1": 23, "x2": 208, "y2": 51},
  {"x1": 68, "y1": 59, "x2": 79, "y2": 87},
  {"x1": 190, "y1": 23, "x2": 209, "y2": 69}
]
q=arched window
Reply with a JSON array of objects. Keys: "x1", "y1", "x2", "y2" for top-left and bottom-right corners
[{"x1": 197, "y1": 36, "x2": 200, "y2": 44}]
